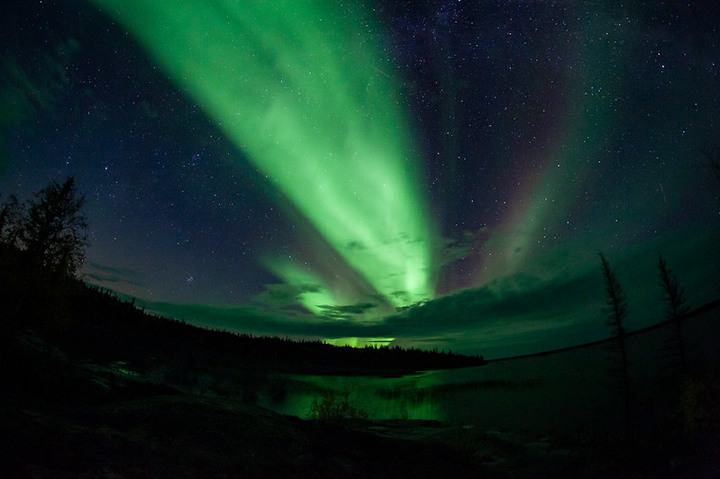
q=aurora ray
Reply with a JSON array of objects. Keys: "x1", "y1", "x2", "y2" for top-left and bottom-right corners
[
  {"x1": 88, "y1": 0, "x2": 436, "y2": 309},
  {"x1": 475, "y1": 8, "x2": 629, "y2": 287}
]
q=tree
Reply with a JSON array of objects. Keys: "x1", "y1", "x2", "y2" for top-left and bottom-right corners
[
  {"x1": 658, "y1": 254, "x2": 690, "y2": 371},
  {"x1": 599, "y1": 252, "x2": 631, "y2": 440},
  {"x1": 1, "y1": 178, "x2": 87, "y2": 330},
  {"x1": 18, "y1": 177, "x2": 88, "y2": 277},
  {"x1": 600, "y1": 253, "x2": 628, "y2": 336},
  {"x1": 0, "y1": 194, "x2": 23, "y2": 248}
]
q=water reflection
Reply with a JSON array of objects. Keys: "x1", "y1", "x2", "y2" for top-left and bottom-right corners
[{"x1": 256, "y1": 307, "x2": 719, "y2": 438}]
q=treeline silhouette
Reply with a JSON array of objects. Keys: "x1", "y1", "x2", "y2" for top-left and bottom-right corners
[
  {"x1": 64, "y1": 282, "x2": 485, "y2": 376},
  {"x1": 1, "y1": 257, "x2": 484, "y2": 394}
]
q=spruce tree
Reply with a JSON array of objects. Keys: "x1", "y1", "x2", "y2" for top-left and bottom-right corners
[
  {"x1": 599, "y1": 252, "x2": 630, "y2": 440},
  {"x1": 658, "y1": 254, "x2": 690, "y2": 371}
]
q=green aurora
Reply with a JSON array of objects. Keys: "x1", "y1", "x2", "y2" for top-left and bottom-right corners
[
  {"x1": 88, "y1": 0, "x2": 437, "y2": 312},
  {"x1": 2, "y1": 1, "x2": 719, "y2": 360}
]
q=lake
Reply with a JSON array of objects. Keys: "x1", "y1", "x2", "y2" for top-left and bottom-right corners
[{"x1": 257, "y1": 303, "x2": 720, "y2": 439}]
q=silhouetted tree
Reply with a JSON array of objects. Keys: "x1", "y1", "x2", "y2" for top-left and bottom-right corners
[
  {"x1": 0, "y1": 194, "x2": 23, "y2": 248},
  {"x1": 17, "y1": 177, "x2": 88, "y2": 277},
  {"x1": 599, "y1": 252, "x2": 631, "y2": 440},
  {"x1": 600, "y1": 253, "x2": 628, "y2": 336},
  {"x1": 1, "y1": 178, "x2": 87, "y2": 329},
  {"x1": 658, "y1": 254, "x2": 690, "y2": 371}
]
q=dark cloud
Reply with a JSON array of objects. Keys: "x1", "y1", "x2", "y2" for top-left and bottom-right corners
[
  {"x1": 249, "y1": 283, "x2": 322, "y2": 312},
  {"x1": 85, "y1": 261, "x2": 145, "y2": 288},
  {"x1": 0, "y1": 38, "x2": 79, "y2": 132},
  {"x1": 86, "y1": 222, "x2": 720, "y2": 359},
  {"x1": 437, "y1": 228, "x2": 488, "y2": 266},
  {"x1": 378, "y1": 270, "x2": 601, "y2": 337},
  {"x1": 318, "y1": 302, "x2": 377, "y2": 321},
  {"x1": 140, "y1": 270, "x2": 601, "y2": 344}
]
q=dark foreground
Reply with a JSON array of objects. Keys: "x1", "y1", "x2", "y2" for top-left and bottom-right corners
[
  {"x1": 2, "y1": 388, "x2": 477, "y2": 478},
  {"x1": 2, "y1": 377, "x2": 719, "y2": 479},
  {"x1": 1, "y1": 295, "x2": 719, "y2": 477}
]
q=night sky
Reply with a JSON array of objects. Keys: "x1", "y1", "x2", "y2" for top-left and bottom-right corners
[{"x1": 2, "y1": 0, "x2": 719, "y2": 358}]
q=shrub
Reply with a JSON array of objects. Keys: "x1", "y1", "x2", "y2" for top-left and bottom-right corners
[{"x1": 307, "y1": 390, "x2": 368, "y2": 423}]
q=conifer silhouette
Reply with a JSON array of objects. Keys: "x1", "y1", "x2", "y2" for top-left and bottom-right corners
[
  {"x1": 658, "y1": 254, "x2": 690, "y2": 371},
  {"x1": 599, "y1": 252, "x2": 631, "y2": 441}
]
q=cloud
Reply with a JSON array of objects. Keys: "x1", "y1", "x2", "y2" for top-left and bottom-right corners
[
  {"x1": 124, "y1": 246, "x2": 601, "y2": 352},
  {"x1": 136, "y1": 222, "x2": 720, "y2": 358},
  {"x1": 317, "y1": 302, "x2": 377, "y2": 321},
  {"x1": 437, "y1": 228, "x2": 488, "y2": 266},
  {"x1": 0, "y1": 39, "x2": 78, "y2": 127},
  {"x1": 84, "y1": 261, "x2": 145, "y2": 288},
  {"x1": 381, "y1": 270, "x2": 602, "y2": 335},
  {"x1": 139, "y1": 269, "x2": 602, "y2": 349},
  {"x1": 249, "y1": 282, "x2": 322, "y2": 312}
]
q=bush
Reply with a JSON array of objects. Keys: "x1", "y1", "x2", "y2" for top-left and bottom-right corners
[{"x1": 307, "y1": 390, "x2": 368, "y2": 423}]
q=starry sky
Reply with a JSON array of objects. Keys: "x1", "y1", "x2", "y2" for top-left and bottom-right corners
[{"x1": 1, "y1": 0, "x2": 719, "y2": 358}]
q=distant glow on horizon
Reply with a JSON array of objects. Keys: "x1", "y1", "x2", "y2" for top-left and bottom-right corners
[
  {"x1": 323, "y1": 337, "x2": 395, "y2": 348},
  {"x1": 89, "y1": 0, "x2": 436, "y2": 311}
]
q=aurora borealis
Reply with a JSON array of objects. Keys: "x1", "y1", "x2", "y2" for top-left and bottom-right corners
[
  {"x1": 85, "y1": 0, "x2": 436, "y2": 312},
  {"x1": 1, "y1": 1, "x2": 719, "y2": 357}
]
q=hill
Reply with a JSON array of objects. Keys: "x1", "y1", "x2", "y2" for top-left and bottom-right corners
[{"x1": 0, "y1": 270, "x2": 484, "y2": 397}]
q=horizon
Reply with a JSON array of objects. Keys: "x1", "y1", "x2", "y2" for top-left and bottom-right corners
[{"x1": 100, "y1": 280, "x2": 720, "y2": 361}]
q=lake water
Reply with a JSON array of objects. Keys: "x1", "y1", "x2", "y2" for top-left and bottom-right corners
[{"x1": 257, "y1": 305, "x2": 719, "y2": 438}]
